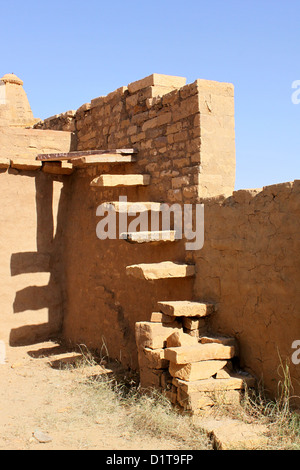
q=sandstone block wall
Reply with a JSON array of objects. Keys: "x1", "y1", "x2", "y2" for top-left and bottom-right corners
[
  {"x1": 193, "y1": 181, "x2": 300, "y2": 398},
  {"x1": 36, "y1": 74, "x2": 236, "y2": 202}
]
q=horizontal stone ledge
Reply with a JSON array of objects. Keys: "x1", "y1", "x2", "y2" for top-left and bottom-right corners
[
  {"x1": 91, "y1": 174, "x2": 151, "y2": 187},
  {"x1": 120, "y1": 230, "x2": 177, "y2": 244},
  {"x1": 36, "y1": 148, "x2": 138, "y2": 161},
  {"x1": 169, "y1": 360, "x2": 228, "y2": 381},
  {"x1": 101, "y1": 201, "x2": 164, "y2": 213},
  {"x1": 164, "y1": 343, "x2": 235, "y2": 364},
  {"x1": 42, "y1": 161, "x2": 74, "y2": 175},
  {"x1": 10, "y1": 158, "x2": 42, "y2": 171},
  {"x1": 71, "y1": 154, "x2": 137, "y2": 166},
  {"x1": 158, "y1": 300, "x2": 214, "y2": 318},
  {"x1": 126, "y1": 261, "x2": 195, "y2": 280},
  {"x1": 128, "y1": 74, "x2": 187, "y2": 94},
  {"x1": 173, "y1": 372, "x2": 256, "y2": 393}
]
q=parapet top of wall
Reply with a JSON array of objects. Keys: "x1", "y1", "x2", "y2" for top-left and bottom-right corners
[
  {"x1": 201, "y1": 180, "x2": 300, "y2": 206},
  {"x1": 35, "y1": 73, "x2": 235, "y2": 129}
]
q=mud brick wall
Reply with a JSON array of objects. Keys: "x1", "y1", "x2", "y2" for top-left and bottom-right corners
[{"x1": 193, "y1": 181, "x2": 300, "y2": 399}]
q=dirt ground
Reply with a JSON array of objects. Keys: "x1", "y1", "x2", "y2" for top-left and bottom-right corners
[{"x1": 0, "y1": 340, "x2": 209, "y2": 451}]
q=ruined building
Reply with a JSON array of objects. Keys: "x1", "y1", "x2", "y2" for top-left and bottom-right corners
[{"x1": 0, "y1": 72, "x2": 299, "y2": 413}]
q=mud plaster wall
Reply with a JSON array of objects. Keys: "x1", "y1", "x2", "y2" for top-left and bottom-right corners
[
  {"x1": 0, "y1": 170, "x2": 68, "y2": 348},
  {"x1": 193, "y1": 181, "x2": 300, "y2": 398}
]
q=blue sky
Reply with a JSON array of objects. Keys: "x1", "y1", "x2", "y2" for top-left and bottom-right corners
[{"x1": 1, "y1": 0, "x2": 299, "y2": 190}]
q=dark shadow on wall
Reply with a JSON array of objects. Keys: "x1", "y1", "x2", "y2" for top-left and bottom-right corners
[{"x1": 9, "y1": 171, "x2": 69, "y2": 346}]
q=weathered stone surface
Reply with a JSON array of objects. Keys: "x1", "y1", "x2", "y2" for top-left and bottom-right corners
[
  {"x1": 10, "y1": 158, "x2": 42, "y2": 171},
  {"x1": 42, "y1": 161, "x2": 73, "y2": 175},
  {"x1": 91, "y1": 174, "x2": 151, "y2": 187},
  {"x1": 169, "y1": 360, "x2": 227, "y2": 381},
  {"x1": 135, "y1": 322, "x2": 181, "y2": 350},
  {"x1": 0, "y1": 158, "x2": 10, "y2": 169},
  {"x1": 195, "y1": 417, "x2": 269, "y2": 450},
  {"x1": 158, "y1": 300, "x2": 214, "y2": 317},
  {"x1": 128, "y1": 74, "x2": 186, "y2": 94},
  {"x1": 183, "y1": 317, "x2": 207, "y2": 331},
  {"x1": 71, "y1": 154, "x2": 136, "y2": 166},
  {"x1": 164, "y1": 343, "x2": 235, "y2": 364},
  {"x1": 102, "y1": 201, "x2": 163, "y2": 213},
  {"x1": 166, "y1": 331, "x2": 199, "y2": 348},
  {"x1": 173, "y1": 372, "x2": 256, "y2": 393},
  {"x1": 121, "y1": 230, "x2": 177, "y2": 244},
  {"x1": 150, "y1": 312, "x2": 175, "y2": 323},
  {"x1": 126, "y1": 262, "x2": 195, "y2": 280},
  {"x1": 138, "y1": 347, "x2": 169, "y2": 370}
]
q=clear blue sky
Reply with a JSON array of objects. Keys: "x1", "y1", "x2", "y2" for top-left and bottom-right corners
[{"x1": 1, "y1": 0, "x2": 299, "y2": 190}]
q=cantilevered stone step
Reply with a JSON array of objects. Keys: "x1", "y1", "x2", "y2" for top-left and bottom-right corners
[
  {"x1": 36, "y1": 148, "x2": 138, "y2": 161},
  {"x1": 121, "y1": 230, "x2": 177, "y2": 244},
  {"x1": 71, "y1": 154, "x2": 137, "y2": 166},
  {"x1": 126, "y1": 261, "x2": 195, "y2": 280},
  {"x1": 102, "y1": 201, "x2": 163, "y2": 213},
  {"x1": 42, "y1": 161, "x2": 74, "y2": 175},
  {"x1": 157, "y1": 300, "x2": 214, "y2": 318},
  {"x1": 90, "y1": 174, "x2": 151, "y2": 187},
  {"x1": 10, "y1": 157, "x2": 42, "y2": 171}
]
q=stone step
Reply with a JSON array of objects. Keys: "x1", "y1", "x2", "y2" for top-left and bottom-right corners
[
  {"x1": 0, "y1": 158, "x2": 10, "y2": 170},
  {"x1": 158, "y1": 300, "x2": 214, "y2": 318},
  {"x1": 36, "y1": 148, "x2": 138, "y2": 161},
  {"x1": 126, "y1": 261, "x2": 195, "y2": 280},
  {"x1": 90, "y1": 174, "x2": 151, "y2": 187},
  {"x1": 173, "y1": 372, "x2": 256, "y2": 393},
  {"x1": 10, "y1": 157, "x2": 42, "y2": 171},
  {"x1": 121, "y1": 230, "x2": 177, "y2": 244},
  {"x1": 164, "y1": 343, "x2": 236, "y2": 364},
  {"x1": 169, "y1": 360, "x2": 228, "y2": 382},
  {"x1": 42, "y1": 161, "x2": 74, "y2": 175},
  {"x1": 71, "y1": 154, "x2": 137, "y2": 166},
  {"x1": 102, "y1": 201, "x2": 163, "y2": 213}
]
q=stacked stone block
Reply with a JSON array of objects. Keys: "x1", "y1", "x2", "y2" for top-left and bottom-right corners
[{"x1": 135, "y1": 301, "x2": 256, "y2": 414}]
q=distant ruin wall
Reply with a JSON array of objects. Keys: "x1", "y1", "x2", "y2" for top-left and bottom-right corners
[{"x1": 193, "y1": 181, "x2": 300, "y2": 398}]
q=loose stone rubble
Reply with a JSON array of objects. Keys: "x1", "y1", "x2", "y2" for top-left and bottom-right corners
[{"x1": 135, "y1": 301, "x2": 256, "y2": 414}]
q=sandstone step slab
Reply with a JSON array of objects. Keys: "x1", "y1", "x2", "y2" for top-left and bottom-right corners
[
  {"x1": 90, "y1": 174, "x2": 151, "y2": 187},
  {"x1": 177, "y1": 388, "x2": 241, "y2": 412},
  {"x1": 121, "y1": 230, "x2": 177, "y2": 244},
  {"x1": 164, "y1": 343, "x2": 235, "y2": 364},
  {"x1": 37, "y1": 148, "x2": 138, "y2": 161},
  {"x1": 169, "y1": 360, "x2": 228, "y2": 381},
  {"x1": 138, "y1": 347, "x2": 169, "y2": 370},
  {"x1": 150, "y1": 312, "x2": 176, "y2": 323},
  {"x1": 126, "y1": 262, "x2": 195, "y2": 280},
  {"x1": 10, "y1": 157, "x2": 42, "y2": 171},
  {"x1": 194, "y1": 417, "x2": 269, "y2": 450},
  {"x1": 0, "y1": 158, "x2": 10, "y2": 169},
  {"x1": 158, "y1": 300, "x2": 214, "y2": 318},
  {"x1": 183, "y1": 317, "x2": 207, "y2": 331},
  {"x1": 42, "y1": 161, "x2": 74, "y2": 175},
  {"x1": 166, "y1": 331, "x2": 199, "y2": 348},
  {"x1": 101, "y1": 201, "x2": 163, "y2": 214},
  {"x1": 135, "y1": 321, "x2": 181, "y2": 350},
  {"x1": 71, "y1": 154, "x2": 137, "y2": 166},
  {"x1": 173, "y1": 372, "x2": 256, "y2": 393}
]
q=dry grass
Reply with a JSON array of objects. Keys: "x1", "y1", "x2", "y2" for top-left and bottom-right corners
[{"x1": 67, "y1": 348, "x2": 299, "y2": 451}]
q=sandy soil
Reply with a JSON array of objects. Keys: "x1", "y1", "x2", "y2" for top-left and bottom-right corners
[{"x1": 0, "y1": 340, "x2": 205, "y2": 451}]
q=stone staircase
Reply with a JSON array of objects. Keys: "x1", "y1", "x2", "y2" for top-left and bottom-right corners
[{"x1": 37, "y1": 147, "x2": 256, "y2": 415}]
